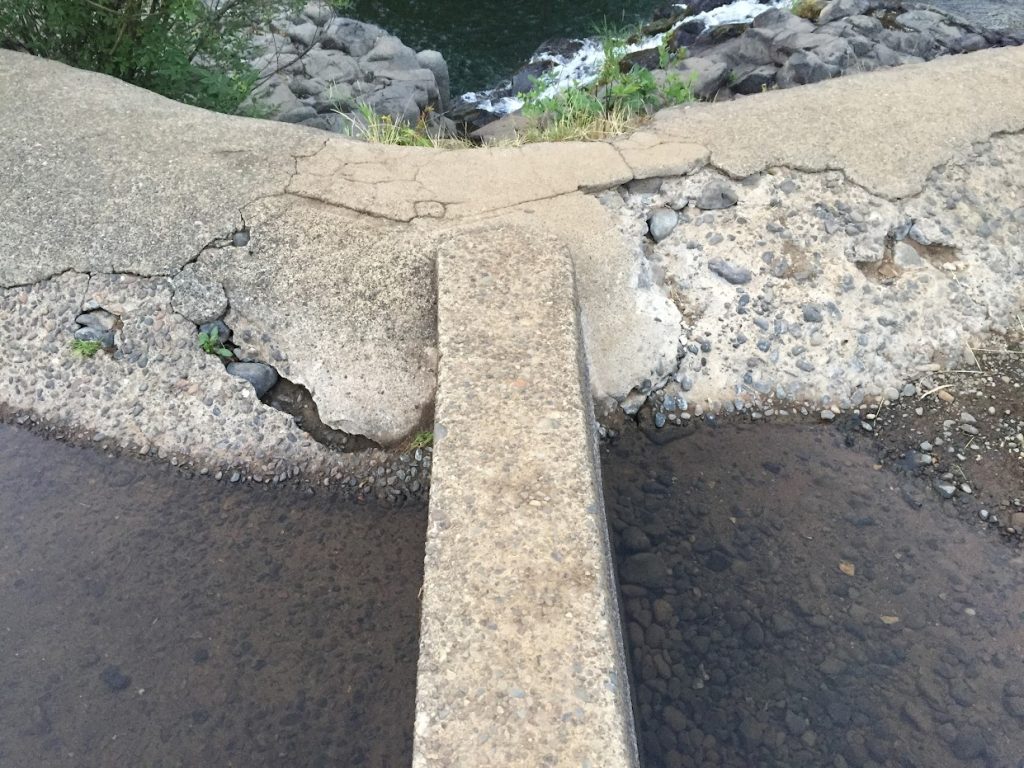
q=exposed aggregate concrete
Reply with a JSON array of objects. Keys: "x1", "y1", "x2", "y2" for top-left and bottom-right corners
[
  {"x1": 0, "y1": 272, "x2": 430, "y2": 499},
  {"x1": 607, "y1": 132, "x2": 1024, "y2": 418}
]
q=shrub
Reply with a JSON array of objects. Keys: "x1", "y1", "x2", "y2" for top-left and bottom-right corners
[
  {"x1": 516, "y1": 26, "x2": 695, "y2": 143},
  {"x1": 0, "y1": 0, "x2": 320, "y2": 113},
  {"x1": 791, "y1": 0, "x2": 825, "y2": 21}
]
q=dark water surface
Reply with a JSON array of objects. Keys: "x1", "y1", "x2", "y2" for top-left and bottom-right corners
[
  {"x1": 604, "y1": 422, "x2": 1024, "y2": 768},
  {"x1": 0, "y1": 425, "x2": 427, "y2": 767},
  {"x1": 351, "y1": 0, "x2": 665, "y2": 93},
  {"x1": 351, "y1": 0, "x2": 1024, "y2": 94}
]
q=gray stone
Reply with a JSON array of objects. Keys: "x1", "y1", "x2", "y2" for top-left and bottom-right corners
[
  {"x1": 76, "y1": 310, "x2": 117, "y2": 331},
  {"x1": 416, "y1": 50, "x2": 450, "y2": 110},
  {"x1": 286, "y1": 21, "x2": 320, "y2": 49},
  {"x1": 277, "y1": 105, "x2": 318, "y2": 124},
  {"x1": 171, "y1": 264, "x2": 229, "y2": 325},
  {"x1": 893, "y1": 241, "x2": 924, "y2": 267},
  {"x1": 648, "y1": 207, "x2": 680, "y2": 242},
  {"x1": 802, "y1": 304, "x2": 823, "y2": 323},
  {"x1": 673, "y1": 57, "x2": 731, "y2": 100},
  {"x1": 301, "y1": 0, "x2": 334, "y2": 27},
  {"x1": 320, "y1": 18, "x2": 383, "y2": 58},
  {"x1": 708, "y1": 258, "x2": 752, "y2": 285},
  {"x1": 362, "y1": 35, "x2": 419, "y2": 71},
  {"x1": 818, "y1": 0, "x2": 871, "y2": 25},
  {"x1": 226, "y1": 362, "x2": 279, "y2": 398},
  {"x1": 776, "y1": 51, "x2": 834, "y2": 88},
  {"x1": 301, "y1": 48, "x2": 359, "y2": 85},
  {"x1": 367, "y1": 82, "x2": 430, "y2": 123},
  {"x1": 621, "y1": 552, "x2": 671, "y2": 588},
  {"x1": 696, "y1": 179, "x2": 738, "y2": 210},
  {"x1": 74, "y1": 326, "x2": 115, "y2": 347},
  {"x1": 731, "y1": 65, "x2": 777, "y2": 95}
]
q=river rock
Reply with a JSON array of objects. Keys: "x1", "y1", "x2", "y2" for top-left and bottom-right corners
[
  {"x1": 696, "y1": 180, "x2": 738, "y2": 210},
  {"x1": 621, "y1": 552, "x2": 671, "y2": 588},
  {"x1": 227, "y1": 362, "x2": 279, "y2": 398},
  {"x1": 648, "y1": 208, "x2": 680, "y2": 242},
  {"x1": 708, "y1": 258, "x2": 752, "y2": 285}
]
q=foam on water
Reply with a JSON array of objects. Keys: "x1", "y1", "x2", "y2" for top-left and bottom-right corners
[{"x1": 462, "y1": 0, "x2": 789, "y2": 114}]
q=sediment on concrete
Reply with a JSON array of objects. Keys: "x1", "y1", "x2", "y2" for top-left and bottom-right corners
[{"x1": 413, "y1": 225, "x2": 638, "y2": 767}]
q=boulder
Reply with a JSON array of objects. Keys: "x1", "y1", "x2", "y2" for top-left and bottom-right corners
[
  {"x1": 776, "y1": 50, "x2": 835, "y2": 87},
  {"x1": 286, "y1": 21, "x2": 320, "y2": 49},
  {"x1": 320, "y1": 18, "x2": 383, "y2": 58},
  {"x1": 277, "y1": 105, "x2": 318, "y2": 123},
  {"x1": 814, "y1": 37, "x2": 857, "y2": 70},
  {"x1": 302, "y1": 48, "x2": 359, "y2": 84},
  {"x1": 417, "y1": 50, "x2": 451, "y2": 110},
  {"x1": 301, "y1": 0, "x2": 334, "y2": 27},
  {"x1": 818, "y1": 0, "x2": 871, "y2": 24},
  {"x1": 672, "y1": 56, "x2": 731, "y2": 100},
  {"x1": 362, "y1": 35, "x2": 420, "y2": 72},
  {"x1": 731, "y1": 64, "x2": 778, "y2": 95},
  {"x1": 367, "y1": 83, "x2": 429, "y2": 123}
]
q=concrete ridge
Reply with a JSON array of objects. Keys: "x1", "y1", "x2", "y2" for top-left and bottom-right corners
[{"x1": 417, "y1": 222, "x2": 638, "y2": 767}]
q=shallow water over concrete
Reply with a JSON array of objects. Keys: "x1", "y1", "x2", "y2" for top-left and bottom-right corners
[
  {"x1": 0, "y1": 425, "x2": 426, "y2": 767},
  {"x1": 603, "y1": 422, "x2": 1024, "y2": 768}
]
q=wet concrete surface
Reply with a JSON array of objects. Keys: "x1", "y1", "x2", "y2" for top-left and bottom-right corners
[
  {"x1": 0, "y1": 425, "x2": 426, "y2": 767},
  {"x1": 603, "y1": 421, "x2": 1024, "y2": 768}
]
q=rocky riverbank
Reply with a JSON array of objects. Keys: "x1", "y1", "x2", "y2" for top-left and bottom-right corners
[
  {"x1": 457, "y1": 0, "x2": 1023, "y2": 132},
  {"x1": 244, "y1": 0, "x2": 452, "y2": 131}
]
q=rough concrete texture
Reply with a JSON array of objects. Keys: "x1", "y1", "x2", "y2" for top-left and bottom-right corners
[
  {"x1": 2, "y1": 45, "x2": 1024, "y2": 462},
  {"x1": 216, "y1": 198, "x2": 438, "y2": 444},
  {"x1": 609, "y1": 133, "x2": 1024, "y2": 410},
  {"x1": 647, "y1": 47, "x2": 1024, "y2": 199},
  {"x1": 0, "y1": 271, "x2": 430, "y2": 495},
  {"x1": 0, "y1": 52, "x2": 325, "y2": 286},
  {"x1": 415, "y1": 224, "x2": 638, "y2": 768}
]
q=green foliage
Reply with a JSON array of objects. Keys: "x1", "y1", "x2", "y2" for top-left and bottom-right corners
[
  {"x1": 348, "y1": 103, "x2": 438, "y2": 147},
  {"x1": 344, "y1": 103, "x2": 472, "y2": 148},
  {"x1": 0, "y1": 0, "x2": 318, "y2": 113},
  {"x1": 516, "y1": 25, "x2": 696, "y2": 142},
  {"x1": 408, "y1": 430, "x2": 433, "y2": 450},
  {"x1": 198, "y1": 327, "x2": 233, "y2": 359},
  {"x1": 71, "y1": 338, "x2": 103, "y2": 358},
  {"x1": 791, "y1": 0, "x2": 824, "y2": 21}
]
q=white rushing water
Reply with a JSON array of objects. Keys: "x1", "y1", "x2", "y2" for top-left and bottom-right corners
[{"x1": 461, "y1": 0, "x2": 791, "y2": 114}]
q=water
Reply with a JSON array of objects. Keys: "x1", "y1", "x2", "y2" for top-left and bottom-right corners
[
  {"x1": 350, "y1": 0, "x2": 666, "y2": 93},
  {"x1": 0, "y1": 425, "x2": 427, "y2": 767},
  {"x1": 350, "y1": 0, "x2": 1024, "y2": 95},
  {"x1": 603, "y1": 421, "x2": 1024, "y2": 767}
]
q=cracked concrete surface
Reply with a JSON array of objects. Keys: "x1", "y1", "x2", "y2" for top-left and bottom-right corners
[{"x1": 2, "y1": 45, "x2": 1023, "y2": 465}]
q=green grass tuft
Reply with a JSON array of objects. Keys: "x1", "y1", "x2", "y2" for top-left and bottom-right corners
[{"x1": 71, "y1": 339, "x2": 103, "y2": 358}]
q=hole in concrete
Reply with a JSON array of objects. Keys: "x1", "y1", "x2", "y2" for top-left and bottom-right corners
[{"x1": 263, "y1": 377, "x2": 379, "y2": 452}]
